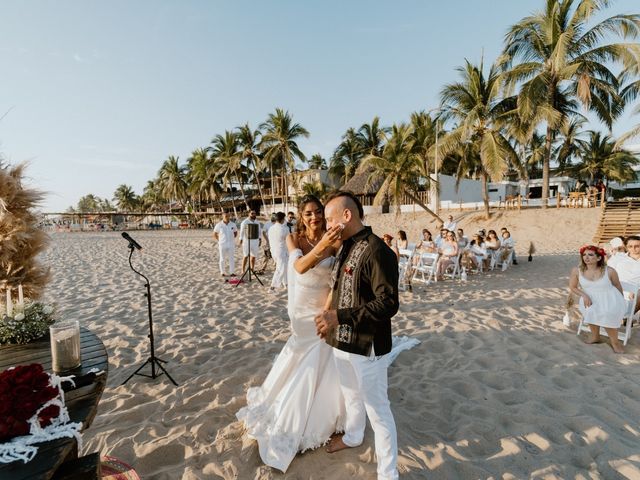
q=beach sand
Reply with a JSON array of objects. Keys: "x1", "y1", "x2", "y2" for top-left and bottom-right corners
[{"x1": 41, "y1": 208, "x2": 640, "y2": 479}]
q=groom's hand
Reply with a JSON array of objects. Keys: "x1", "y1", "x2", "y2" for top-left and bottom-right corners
[{"x1": 315, "y1": 310, "x2": 338, "y2": 339}]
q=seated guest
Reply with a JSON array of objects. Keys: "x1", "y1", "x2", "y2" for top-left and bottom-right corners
[
  {"x1": 500, "y1": 230, "x2": 516, "y2": 265},
  {"x1": 613, "y1": 236, "x2": 640, "y2": 311},
  {"x1": 437, "y1": 230, "x2": 459, "y2": 279},
  {"x1": 465, "y1": 233, "x2": 488, "y2": 271},
  {"x1": 397, "y1": 230, "x2": 409, "y2": 251},
  {"x1": 457, "y1": 228, "x2": 469, "y2": 249},
  {"x1": 607, "y1": 237, "x2": 627, "y2": 270},
  {"x1": 434, "y1": 227, "x2": 449, "y2": 249},
  {"x1": 485, "y1": 230, "x2": 501, "y2": 253},
  {"x1": 568, "y1": 245, "x2": 626, "y2": 353},
  {"x1": 382, "y1": 233, "x2": 400, "y2": 261},
  {"x1": 415, "y1": 229, "x2": 436, "y2": 254}
]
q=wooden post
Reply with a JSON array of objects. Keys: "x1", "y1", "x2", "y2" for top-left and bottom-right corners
[
  {"x1": 557, "y1": 190, "x2": 560, "y2": 208},
  {"x1": 601, "y1": 188, "x2": 605, "y2": 209},
  {"x1": 518, "y1": 194, "x2": 522, "y2": 211}
]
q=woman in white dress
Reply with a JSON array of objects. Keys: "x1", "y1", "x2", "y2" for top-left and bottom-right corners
[
  {"x1": 236, "y1": 195, "x2": 419, "y2": 473},
  {"x1": 569, "y1": 245, "x2": 627, "y2": 353}
]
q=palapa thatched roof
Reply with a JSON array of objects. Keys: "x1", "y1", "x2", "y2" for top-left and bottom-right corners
[{"x1": 341, "y1": 166, "x2": 383, "y2": 196}]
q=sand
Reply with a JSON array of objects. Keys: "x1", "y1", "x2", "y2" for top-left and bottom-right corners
[{"x1": 39, "y1": 207, "x2": 640, "y2": 479}]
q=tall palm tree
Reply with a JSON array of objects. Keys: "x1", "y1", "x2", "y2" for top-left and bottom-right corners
[
  {"x1": 141, "y1": 179, "x2": 161, "y2": 212},
  {"x1": 236, "y1": 123, "x2": 268, "y2": 213},
  {"x1": 308, "y1": 153, "x2": 327, "y2": 169},
  {"x1": 113, "y1": 184, "x2": 138, "y2": 212},
  {"x1": 501, "y1": 0, "x2": 640, "y2": 207},
  {"x1": 554, "y1": 116, "x2": 587, "y2": 173},
  {"x1": 210, "y1": 130, "x2": 250, "y2": 212},
  {"x1": 158, "y1": 156, "x2": 187, "y2": 211},
  {"x1": 572, "y1": 130, "x2": 638, "y2": 185},
  {"x1": 439, "y1": 58, "x2": 521, "y2": 218},
  {"x1": 408, "y1": 111, "x2": 439, "y2": 192},
  {"x1": 259, "y1": 108, "x2": 309, "y2": 211},
  {"x1": 330, "y1": 128, "x2": 362, "y2": 184},
  {"x1": 616, "y1": 67, "x2": 640, "y2": 146},
  {"x1": 360, "y1": 123, "x2": 443, "y2": 222},
  {"x1": 185, "y1": 148, "x2": 211, "y2": 212}
]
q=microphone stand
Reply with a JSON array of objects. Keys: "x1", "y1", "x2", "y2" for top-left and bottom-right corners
[{"x1": 121, "y1": 242, "x2": 178, "y2": 386}]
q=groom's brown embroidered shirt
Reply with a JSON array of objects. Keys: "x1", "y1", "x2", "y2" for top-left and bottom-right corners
[{"x1": 328, "y1": 226, "x2": 399, "y2": 356}]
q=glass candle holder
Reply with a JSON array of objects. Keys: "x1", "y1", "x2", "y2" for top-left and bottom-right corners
[{"x1": 50, "y1": 321, "x2": 81, "y2": 372}]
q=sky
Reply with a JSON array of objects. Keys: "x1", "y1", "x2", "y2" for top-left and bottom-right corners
[{"x1": 1, "y1": 0, "x2": 639, "y2": 212}]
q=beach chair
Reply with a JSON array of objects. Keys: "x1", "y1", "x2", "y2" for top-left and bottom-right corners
[
  {"x1": 442, "y1": 253, "x2": 461, "y2": 280},
  {"x1": 576, "y1": 283, "x2": 638, "y2": 346},
  {"x1": 412, "y1": 252, "x2": 439, "y2": 284},
  {"x1": 398, "y1": 246, "x2": 416, "y2": 291},
  {"x1": 491, "y1": 247, "x2": 514, "y2": 271}
]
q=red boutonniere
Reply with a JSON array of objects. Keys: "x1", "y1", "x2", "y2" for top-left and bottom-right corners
[{"x1": 344, "y1": 266, "x2": 353, "y2": 275}]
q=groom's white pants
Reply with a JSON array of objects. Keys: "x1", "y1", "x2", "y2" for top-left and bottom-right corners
[{"x1": 333, "y1": 348, "x2": 398, "y2": 480}]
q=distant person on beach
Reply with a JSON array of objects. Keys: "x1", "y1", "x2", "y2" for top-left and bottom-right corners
[
  {"x1": 434, "y1": 227, "x2": 449, "y2": 249},
  {"x1": 415, "y1": 229, "x2": 436, "y2": 254},
  {"x1": 612, "y1": 235, "x2": 640, "y2": 312},
  {"x1": 213, "y1": 212, "x2": 237, "y2": 277},
  {"x1": 457, "y1": 228, "x2": 468, "y2": 249},
  {"x1": 569, "y1": 245, "x2": 626, "y2": 353},
  {"x1": 286, "y1": 211, "x2": 297, "y2": 233},
  {"x1": 239, "y1": 210, "x2": 262, "y2": 274},
  {"x1": 443, "y1": 214, "x2": 457, "y2": 231},
  {"x1": 606, "y1": 237, "x2": 627, "y2": 271},
  {"x1": 382, "y1": 234, "x2": 400, "y2": 260},
  {"x1": 268, "y1": 212, "x2": 289, "y2": 291}
]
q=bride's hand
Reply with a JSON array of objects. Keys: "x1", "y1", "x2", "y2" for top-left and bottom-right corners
[{"x1": 317, "y1": 225, "x2": 343, "y2": 252}]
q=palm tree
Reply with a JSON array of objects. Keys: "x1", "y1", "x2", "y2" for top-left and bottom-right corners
[
  {"x1": 357, "y1": 116, "x2": 389, "y2": 158},
  {"x1": 113, "y1": 184, "x2": 138, "y2": 212},
  {"x1": 572, "y1": 130, "x2": 638, "y2": 186},
  {"x1": 616, "y1": 67, "x2": 640, "y2": 146},
  {"x1": 260, "y1": 108, "x2": 309, "y2": 211},
  {"x1": 439, "y1": 58, "x2": 520, "y2": 218},
  {"x1": 330, "y1": 128, "x2": 361, "y2": 184},
  {"x1": 554, "y1": 116, "x2": 587, "y2": 173},
  {"x1": 501, "y1": 0, "x2": 640, "y2": 207},
  {"x1": 237, "y1": 123, "x2": 268, "y2": 213},
  {"x1": 158, "y1": 156, "x2": 187, "y2": 211},
  {"x1": 301, "y1": 181, "x2": 328, "y2": 199},
  {"x1": 76, "y1": 194, "x2": 101, "y2": 212},
  {"x1": 360, "y1": 123, "x2": 443, "y2": 222},
  {"x1": 210, "y1": 130, "x2": 250, "y2": 213},
  {"x1": 408, "y1": 111, "x2": 439, "y2": 193},
  {"x1": 140, "y1": 179, "x2": 161, "y2": 212},
  {"x1": 308, "y1": 153, "x2": 327, "y2": 169}
]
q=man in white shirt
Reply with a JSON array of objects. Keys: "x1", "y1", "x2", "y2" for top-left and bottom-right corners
[
  {"x1": 213, "y1": 212, "x2": 237, "y2": 277},
  {"x1": 239, "y1": 210, "x2": 262, "y2": 274},
  {"x1": 614, "y1": 236, "x2": 640, "y2": 311},
  {"x1": 268, "y1": 212, "x2": 289, "y2": 290},
  {"x1": 258, "y1": 213, "x2": 276, "y2": 274},
  {"x1": 443, "y1": 215, "x2": 457, "y2": 232}
]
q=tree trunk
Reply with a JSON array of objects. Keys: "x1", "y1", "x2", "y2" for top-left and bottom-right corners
[
  {"x1": 482, "y1": 172, "x2": 490, "y2": 219},
  {"x1": 270, "y1": 161, "x2": 276, "y2": 212},
  {"x1": 235, "y1": 168, "x2": 250, "y2": 211},
  {"x1": 251, "y1": 157, "x2": 268, "y2": 215},
  {"x1": 542, "y1": 124, "x2": 553, "y2": 209},
  {"x1": 403, "y1": 187, "x2": 443, "y2": 223}
]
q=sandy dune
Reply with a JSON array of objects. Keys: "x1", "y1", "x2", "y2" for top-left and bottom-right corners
[{"x1": 39, "y1": 208, "x2": 639, "y2": 479}]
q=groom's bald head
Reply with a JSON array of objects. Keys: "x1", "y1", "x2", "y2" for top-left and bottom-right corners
[
  {"x1": 324, "y1": 191, "x2": 365, "y2": 240},
  {"x1": 324, "y1": 191, "x2": 364, "y2": 220}
]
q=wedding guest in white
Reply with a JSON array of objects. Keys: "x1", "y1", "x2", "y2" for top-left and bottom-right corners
[
  {"x1": 239, "y1": 210, "x2": 262, "y2": 274},
  {"x1": 286, "y1": 211, "x2": 297, "y2": 233},
  {"x1": 607, "y1": 237, "x2": 627, "y2": 271},
  {"x1": 268, "y1": 212, "x2": 289, "y2": 291},
  {"x1": 614, "y1": 236, "x2": 640, "y2": 312},
  {"x1": 213, "y1": 212, "x2": 237, "y2": 277},
  {"x1": 500, "y1": 227, "x2": 518, "y2": 265},
  {"x1": 456, "y1": 228, "x2": 469, "y2": 249},
  {"x1": 443, "y1": 214, "x2": 457, "y2": 232},
  {"x1": 258, "y1": 213, "x2": 277, "y2": 274},
  {"x1": 569, "y1": 245, "x2": 626, "y2": 353},
  {"x1": 434, "y1": 227, "x2": 449, "y2": 249}
]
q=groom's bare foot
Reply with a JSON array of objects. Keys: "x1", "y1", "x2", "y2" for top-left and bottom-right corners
[
  {"x1": 326, "y1": 434, "x2": 352, "y2": 454},
  {"x1": 585, "y1": 335, "x2": 601, "y2": 344}
]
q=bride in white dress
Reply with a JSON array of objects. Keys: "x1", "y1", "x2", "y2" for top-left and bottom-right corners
[{"x1": 236, "y1": 196, "x2": 419, "y2": 472}]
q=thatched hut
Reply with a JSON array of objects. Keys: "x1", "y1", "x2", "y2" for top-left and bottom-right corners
[{"x1": 341, "y1": 166, "x2": 388, "y2": 210}]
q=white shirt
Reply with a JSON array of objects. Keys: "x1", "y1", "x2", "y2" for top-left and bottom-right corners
[
  {"x1": 501, "y1": 237, "x2": 515, "y2": 249},
  {"x1": 262, "y1": 220, "x2": 275, "y2": 243},
  {"x1": 213, "y1": 220, "x2": 237, "y2": 247},
  {"x1": 239, "y1": 218, "x2": 262, "y2": 241},
  {"x1": 607, "y1": 252, "x2": 627, "y2": 272},
  {"x1": 612, "y1": 254, "x2": 640, "y2": 290},
  {"x1": 268, "y1": 222, "x2": 289, "y2": 258},
  {"x1": 443, "y1": 220, "x2": 457, "y2": 231}
]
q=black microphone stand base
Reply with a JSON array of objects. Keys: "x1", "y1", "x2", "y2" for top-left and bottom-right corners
[
  {"x1": 121, "y1": 355, "x2": 178, "y2": 386},
  {"x1": 234, "y1": 264, "x2": 264, "y2": 287}
]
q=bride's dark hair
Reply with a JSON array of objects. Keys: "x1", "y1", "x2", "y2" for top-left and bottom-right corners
[{"x1": 296, "y1": 195, "x2": 326, "y2": 237}]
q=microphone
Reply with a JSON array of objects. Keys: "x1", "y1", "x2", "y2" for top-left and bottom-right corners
[{"x1": 122, "y1": 232, "x2": 142, "y2": 250}]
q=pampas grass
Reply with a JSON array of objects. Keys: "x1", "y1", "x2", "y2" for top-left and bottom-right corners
[{"x1": 0, "y1": 161, "x2": 50, "y2": 299}]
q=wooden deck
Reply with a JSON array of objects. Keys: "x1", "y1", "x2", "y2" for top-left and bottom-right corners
[{"x1": 593, "y1": 200, "x2": 640, "y2": 244}]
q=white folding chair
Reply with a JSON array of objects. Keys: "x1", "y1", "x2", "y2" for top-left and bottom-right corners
[
  {"x1": 398, "y1": 246, "x2": 415, "y2": 291},
  {"x1": 412, "y1": 252, "x2": 439, "y2": 284},
  {"x1": 576, "y1": 284, "x2": 637, "y2": 346}
]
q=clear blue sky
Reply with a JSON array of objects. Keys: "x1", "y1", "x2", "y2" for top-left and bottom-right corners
[{"x1": 1, "y1": 0, "x2": 638, "y2": 211}]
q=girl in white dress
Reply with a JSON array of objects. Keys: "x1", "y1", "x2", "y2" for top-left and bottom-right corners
[
  {"x1": 236, "y1": 195, "x2": 419, "y2": 472},
  {"x1": 569, "y1": 245, "x2": 627, "y2": 353}
]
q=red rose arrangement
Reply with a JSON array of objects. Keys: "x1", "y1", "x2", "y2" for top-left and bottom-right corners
[{"x1": 0, "y1": 364, "x2": 60, "y2": 442}]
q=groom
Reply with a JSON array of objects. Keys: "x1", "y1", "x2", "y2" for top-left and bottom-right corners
[{"x1": 315, "y1": 190, "x2": 400, "y2": 480}]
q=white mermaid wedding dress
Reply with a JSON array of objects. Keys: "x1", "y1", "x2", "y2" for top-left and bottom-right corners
[{"x1": 236, "y1": 249, "x2": 419, "y2": 472}]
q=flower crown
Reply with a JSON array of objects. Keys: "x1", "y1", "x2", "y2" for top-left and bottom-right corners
[{"x1": 579, "y1": 245, "x2": 605, "y2": 258}]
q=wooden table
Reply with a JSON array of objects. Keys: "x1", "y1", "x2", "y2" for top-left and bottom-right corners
[{"x1": 0, "y1": 327, "x2": 108, "y2": 479}]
